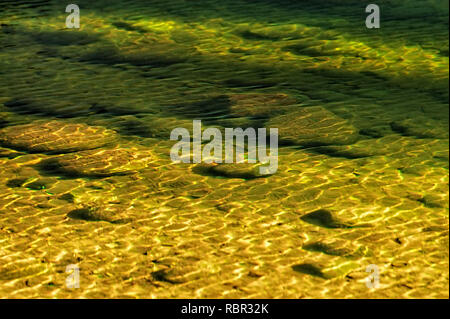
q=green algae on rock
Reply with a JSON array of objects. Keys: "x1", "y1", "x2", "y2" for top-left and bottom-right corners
[
  {"x1": 43, "y1": 147, "x2": 154, "y2": 177},
  {"x1": 266, "y1": 106, "x2": 359, "y2": 146},
  {"x1": 0, "y1": 120, "x2": 118, "y2": 153}
]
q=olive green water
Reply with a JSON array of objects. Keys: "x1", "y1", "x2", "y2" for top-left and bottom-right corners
[{"x1": 0, "y1": 0, "x2": 448, "y2": 298}]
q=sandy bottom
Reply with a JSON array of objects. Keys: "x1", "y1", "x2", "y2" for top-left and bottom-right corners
[{"x1": 0, "y1": 0, "x2": 448, "y2": 298}]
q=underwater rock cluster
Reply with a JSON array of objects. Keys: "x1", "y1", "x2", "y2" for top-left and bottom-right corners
[
  {"x1": 267, "y1": 106, "x2": 359, "y2": 146},
  {"x1": 0, "y1": 120, "x2": 117, "y2": 153},
  {"x1": 0, "y1": 120, "x2": 154, "y2": 177},
  {"x1": 228, "y1": 93, "x2": 300, "y2": 118},
  {"x1": 0, "y1": 0, "x2": 447, "y2": 299},
  {"x1": 43, "y1": 146, "x2": 154, "y2": 177}
]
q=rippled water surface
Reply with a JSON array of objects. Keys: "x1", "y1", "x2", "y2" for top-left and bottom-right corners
[{"x1": 0, "y1": 0, "x2": 448, "y2": 298}]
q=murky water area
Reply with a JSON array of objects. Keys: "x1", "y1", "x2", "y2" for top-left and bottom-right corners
[{"x1": 0, "y1": 0, "x2": 448, "y2": 298}]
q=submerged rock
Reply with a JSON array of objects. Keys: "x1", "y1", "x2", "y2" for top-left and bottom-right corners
[
  {"x1": 418, "y1": 194, "x2": 448, "y2": 209},
  {"x1": 0, "y1": 121, "x2": 117, "y2": 153},
  {"x1": 197, "y1": 163, "x2": 273, "y2": 179},
  {"x1": 292, "y1": 261, "x2": 359, "y2": 279},
  {"x1": 302, "y1": 240, "x2": 370, "y2": 259},
  {"x1": 6, "y1": 177, "x2": 55, "y2": 190},
  {"x1": 43, "y1": 147, "x2": 154, "y2": 177},
  {"x1": 311, "y1": 139, "x2": 388, "y2": 158},
  {"x1": 390, "y1": 117, "x2": 449, "y2": 139},
  {"x1": 300, "y1": 209, "x2": 354, "y2": 229},
  {"x1": 303, "y1": 242, "x2": 354, "y2": 257},
  {"x1": 228, "y1": 93, "x2": 300, "y2": 118},
  {"x1": 112, "y1": 21, "x2": 148, "y2": 33},
  {"x1": 67, "y1": 206, "x2": 131, "y2": 224},
  {"x1": 266, "y1": 106, "x2": 359, "y2": 146}
]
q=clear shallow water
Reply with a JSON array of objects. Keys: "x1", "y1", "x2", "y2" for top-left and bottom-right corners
[{"x1": 0, "y1": 0, "x2": 448, "y2": 298}]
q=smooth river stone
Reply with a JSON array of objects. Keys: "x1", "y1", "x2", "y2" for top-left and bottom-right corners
[
  {"x1": 0, "y1": 120, "x2": 117, "y2": 153},
  {"x1": 44, "y1": 147, "x2": 154, "y2": 176},
  {"x1": 266, "y1": 106, "x2": 359, "y2": 146}
]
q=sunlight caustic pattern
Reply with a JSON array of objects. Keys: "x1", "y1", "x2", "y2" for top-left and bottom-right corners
[{"x1": 0, "y1": 0, "x2": 448, "y2": 298}]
